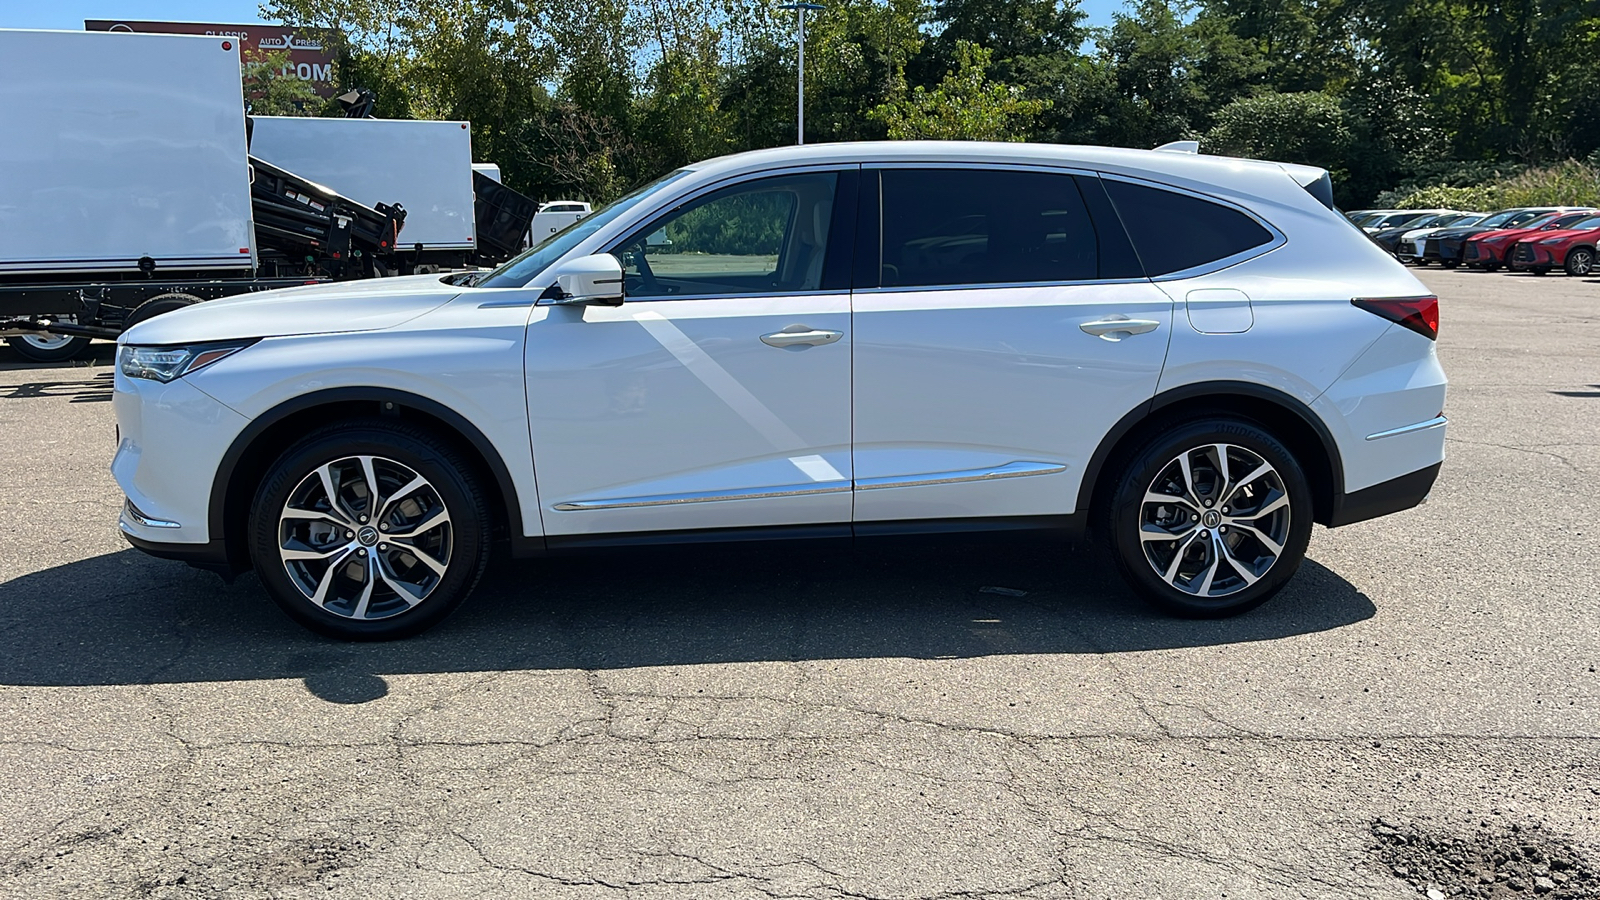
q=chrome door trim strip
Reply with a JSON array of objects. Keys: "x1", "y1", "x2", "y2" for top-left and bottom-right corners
[
  {"x1": 856, "y1": 460, "x2": 1067, "y2": 491},
  {"x1": 1365, "y1": 415, "x2": 1447, "y2": 441},
  {"x1": 554, "y1": 461, "x2": 1068, "y2": 510},
  {"x1": 554, "y1": 481, "x2": 851, "y2": 511}
]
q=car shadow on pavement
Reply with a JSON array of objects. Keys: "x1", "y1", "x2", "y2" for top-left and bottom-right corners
[
  {"x1": 0, "y1": 536, "x2": 1376, "y2": 692},
  {"x1": 0, "y1": 370, "x2": 113, "y2": 402}
]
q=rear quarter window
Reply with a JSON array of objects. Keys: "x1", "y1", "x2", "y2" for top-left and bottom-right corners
[{"x1": 1103, "y1": 179, "x2": 1275, "y2": 276}]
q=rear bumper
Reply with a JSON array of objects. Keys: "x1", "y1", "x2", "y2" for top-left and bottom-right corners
[{"x1": 1327, "y1": 462, "x2": 1442, "y2": 527}]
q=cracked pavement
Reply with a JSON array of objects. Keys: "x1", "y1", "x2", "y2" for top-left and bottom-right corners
[{"x1": 1, "y1": 267, "x2": 1597, "y2": 899}]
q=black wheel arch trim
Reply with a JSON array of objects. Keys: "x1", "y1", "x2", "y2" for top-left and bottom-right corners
[
  {"x1": 1076, "y1": 380, "x2": 1345, "y2": 524},
  {"x1": 207, "y1": 387, "x2": 529, "y2": 568}
]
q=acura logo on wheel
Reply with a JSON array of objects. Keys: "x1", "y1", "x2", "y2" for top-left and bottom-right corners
[
  {"x1": 1202, "y1": 510, "x2": 1222, "y2": 528},
  {"x1": 357, "y1": 526, "x2": 379, "y2": 545}
]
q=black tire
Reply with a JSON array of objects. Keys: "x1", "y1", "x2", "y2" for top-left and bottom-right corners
[
  {"x1": 1104, "y1": 417, "x2": 1314, "y2": 618},
  {"x1": 1565, "y1": 247, "x2": 1596, "y2": 277},
  {"x1": 124, "y1": 293, "x2": 201, "y2": 330},
  {"x1": 1412, "y1": 258, "x2": 1430, "y2": 266},
  {"x1": 1441, "y1": 259, "x2": 1460, "y2": 269},
  {"x1": 247, "y1": 420, "x2": 491, "y2": 640},
  {"x1": 5, "y1": 333, "x2": 92, "y2": 363},
  {"x1": 1531, "y1": 267, "x2": 1549, "y2": 276},
  {"x1": 1482, "y1": 263, "x2": 1501, "y2": 272}
]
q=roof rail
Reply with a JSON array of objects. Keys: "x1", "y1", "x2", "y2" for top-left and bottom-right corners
[{"x1": 1154, "y1": 140, "x2": 1200, "y2": 154}]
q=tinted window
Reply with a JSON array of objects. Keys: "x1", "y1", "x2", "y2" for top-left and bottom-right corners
[
  {"x1": 613, "y1": 172, "x2": 838, "y2": 299},
  {"x1": 878, "y1": 168, "x2": 1099, "y2": 288},
  {"x1": 1103, "y1": 179, "x2": 1274, "y2": 276}
]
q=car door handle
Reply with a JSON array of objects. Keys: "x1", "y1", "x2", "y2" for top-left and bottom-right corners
[
  {"x1": 760, "y1": 326, "x2": 844, "y2": 348},
  {"x1": 1079, "y1": 317, "x2": 1161, "y2": 340}
]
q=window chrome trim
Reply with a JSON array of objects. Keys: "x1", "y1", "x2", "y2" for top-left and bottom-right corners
[
  {"x1": 1365, "y1": 415, "x2": 1447, "y2": 442},
  {"x1": 856, "y1": 461, "x2": 1067, "y2": 491},
  {"x1": 865, "y1": 161, "x2": 1097, "y2": 177},
  {"x1": 1095, "y1": 171, "x2": 1288, "y2": 281},
  {"x1": 854, "y1": 278, "x2": 1151, "y2": 295},
  {"x1": 621, "y1": 289, "x2": 851, "y2": 305},
  {"x1": 554, "y1": 481, "x2": 851, "y2": 511}
]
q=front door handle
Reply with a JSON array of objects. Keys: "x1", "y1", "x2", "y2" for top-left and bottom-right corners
[
  {"x1": 760, "y1": 325, "x2": 844, "y2": 348},
  {"x1": 1079, "y1": 316, "x2": 1161, "y2": 341}
]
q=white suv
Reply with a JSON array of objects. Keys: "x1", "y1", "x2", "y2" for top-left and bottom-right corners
[{"x1": 113, "y1": 142, "x2": 1447, "y2": 639}]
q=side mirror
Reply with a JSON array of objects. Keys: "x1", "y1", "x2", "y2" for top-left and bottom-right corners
[{"x1": 542, "y1": 253, "x2": 625, "y2": 307}]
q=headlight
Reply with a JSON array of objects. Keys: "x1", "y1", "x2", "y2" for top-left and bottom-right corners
[
  {"x1": 118, "y1": 340, "x2": 257, "y2": 383},
  {"x1": 1540, "y1": 238, "x2": 1567, "y2": 245}
]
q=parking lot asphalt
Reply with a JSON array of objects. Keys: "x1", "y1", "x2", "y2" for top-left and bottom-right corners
[{"x1": 1, "y1": 267, "x2": 1597, "y2": 899}]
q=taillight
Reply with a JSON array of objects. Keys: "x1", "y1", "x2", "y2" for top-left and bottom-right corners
[{"x1": 1352, "y1": 296, "x2": 1439, "y2": 341}]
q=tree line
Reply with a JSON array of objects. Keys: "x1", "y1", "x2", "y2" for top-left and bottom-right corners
[{"x1": 260, "y1": 0, "x2": 1600, "y2": 208}]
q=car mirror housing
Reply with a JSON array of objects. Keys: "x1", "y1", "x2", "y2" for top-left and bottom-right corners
[{"x1": 541, "y1": 253, "x2": 625, "y2": 307}]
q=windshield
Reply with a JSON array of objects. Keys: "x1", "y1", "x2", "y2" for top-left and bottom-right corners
[
  {"x1": 476, "y1": 169, "x2": 693, "y2": 289},
  {"x1": 1474, "y1": 210, "x2": 1522, "y2": 228},
  {"x1": 1544, "y1": 213, "x2": 1592, "y2": 229},
  {"x1": 1502, "y1": 211, "x2": 1550, "y2": 228},
  {"x1": 1569, "y1": 216, "x2": 1600, "y2": 231}
]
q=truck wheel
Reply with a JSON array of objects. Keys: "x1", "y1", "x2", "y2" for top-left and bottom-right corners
[
  {"x1": 124, "y1": 293, "x2": 201, "y2": 330},
  {"x1": 5, "y1": 315, "x2": 92, "y2": 363},
  {"x1": 1104, "y1": 418, "x2": 1313, "y2": 618},
  {"x1": 1565, "y1": 247, "x2": 1596, "y2": 277},
  {"x1": 248, "y1": 421, "x2": 491, "y2": 640}
]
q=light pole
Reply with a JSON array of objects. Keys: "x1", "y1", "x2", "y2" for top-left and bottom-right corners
[{"x1": 776, "y1": 1, "x2": 825, "y2": 145}]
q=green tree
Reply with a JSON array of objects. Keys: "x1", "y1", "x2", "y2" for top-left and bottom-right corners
[
  {"x1": 242, "y1": 49, "x2": 322, "y2": 115},
  {"x1": 870, "y1": 41, "x2": 1048, "y2": 141}
]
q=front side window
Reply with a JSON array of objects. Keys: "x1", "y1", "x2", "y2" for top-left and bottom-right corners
[
  {"x1": 1103, "y1": 179, "x2": 1275, "y2": 277},
  {"x1": 612, "y1": 172, "x2": 838, "y2": 299},
  {"x1": 878, "y1": 168, "x2": 1100, "y2": 288}
]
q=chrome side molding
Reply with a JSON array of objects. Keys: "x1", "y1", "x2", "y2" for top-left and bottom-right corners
[
  {"x1": 1365, "y1": 415, "x2": 1447, "y2": 441},
  {"x1": 553, "y1": 460, "x2": 1068, "y2": 511}
]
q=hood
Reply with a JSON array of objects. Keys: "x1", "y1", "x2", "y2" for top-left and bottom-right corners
[
  {"x1": 121, "y1": 274, "x2": 464, "y2": 346},
  {"x1": 1474, "y1": 226, "x2": 1549, "y2": 244}
]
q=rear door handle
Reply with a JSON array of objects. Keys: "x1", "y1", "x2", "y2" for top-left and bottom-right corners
[
  {"x1": 761, "y1": 326, "x2": 844, "y2": 348},
  {"x1": 1079, "y1": 317, "x2": 1161, "y2": 341}
]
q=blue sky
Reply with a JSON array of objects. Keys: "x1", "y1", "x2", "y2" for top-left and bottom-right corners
[{"x1": 0, "y1": 0, "x2": 1127, "y2": 31}]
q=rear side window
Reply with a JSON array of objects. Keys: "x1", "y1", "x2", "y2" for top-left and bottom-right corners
[
  {"x1": 1103, "y1": 179, "x2": 1274, "y2": 276},
  {"x1": 878, "y1": 168, "x2": 1101, "y2": 288}
]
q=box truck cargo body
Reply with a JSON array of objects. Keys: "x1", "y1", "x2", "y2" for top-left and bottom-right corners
[
  {"x1": 249, "y1": 116, "x2": 477, "y2": 252},
  {"x1": 0, "y1": 29, "x2": 256, "y2": 276}
]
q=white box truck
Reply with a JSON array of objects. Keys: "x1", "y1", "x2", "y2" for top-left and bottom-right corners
[
  {"x1": 0, "y1": 28, "x2": 257, "y2": 277},
  {"x1": 249, "y1": 116, "x2": 477, "y2": 254},
  {"x1": 0, "y1": 29, "x2": 411, "y2": 362}
]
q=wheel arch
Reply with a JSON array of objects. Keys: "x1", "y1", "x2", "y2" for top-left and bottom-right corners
[
  {"x1": 1077, "y1": 381, "x2": 1344, "y2": 527},
  {"x1": 209, "y1": 387, "x2": 527, "y2": 573}
]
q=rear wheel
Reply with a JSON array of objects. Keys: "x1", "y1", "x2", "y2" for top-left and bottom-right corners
[
  {"x1": 5, "y1": 315, "x2": 92, "y2": 363},
  {"x1": 123, "y1": 293, "x2": 201, "y2": 330},
  {"x1": 1565, "y1": 247, "x2": 1596, "y2": 277},
  {"x1": 1105, "y1": 418, "x2": 1314, "y2": 618},
  {"x1": 248, "y1": 421, "x2": 491, "y2": 640}
]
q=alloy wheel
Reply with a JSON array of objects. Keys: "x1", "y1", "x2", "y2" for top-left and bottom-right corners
[
  {"x1": 277, "y1": 455, "x2": 453, "y2": 621},
  {"x1": 1138, "y1": 443, "x2": 1291, "y2": 599},
  {"x1": 1569, "y1": 249, "x2": 1595, "y2": 276}
]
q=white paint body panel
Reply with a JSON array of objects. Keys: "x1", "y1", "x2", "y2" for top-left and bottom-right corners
[
  {"x1": 521, "y1": 293, "x2": 853, "y2": 534},
  {"x1": 248, "y1": 117, "x2": 477, "y2": 250},
  {"x1": 851, "y1": 282, "x2": 1172, "y2": 521},
  {"x1": 0, "y1": 29, "x2": 254, "y2": 275}
]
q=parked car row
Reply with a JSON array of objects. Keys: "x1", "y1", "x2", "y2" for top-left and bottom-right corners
[{"x1": 1347, "y1": 207, "x2": 1600, "y2": 276}]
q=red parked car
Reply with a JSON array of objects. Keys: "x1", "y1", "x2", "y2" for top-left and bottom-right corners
[
  {"x1": 1463, "y1": 211, "x2": 1596, "y2": 271},
  {"x1": 1507, "y1": 214, "x2": 1600, "y2": 275}
]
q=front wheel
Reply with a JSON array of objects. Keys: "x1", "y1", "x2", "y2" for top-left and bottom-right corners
[
  {"x1": 1566, "y1": 247, "x2": 1596, "y2": 277},
  {"x1": 247, "y1": 421, "x2": 491, "y2": 640},
  {"x1": 1105, "y1": 418, "x2": 1314, "y2": 618}
]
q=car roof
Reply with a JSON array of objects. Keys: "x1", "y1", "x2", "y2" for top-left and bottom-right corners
[{"x1": 684, "y1": 141, "x2": 1327, "y2": 198}]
